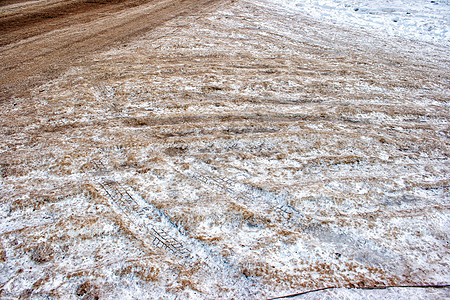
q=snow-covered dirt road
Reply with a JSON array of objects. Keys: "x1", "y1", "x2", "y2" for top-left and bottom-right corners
[{"x1": 0, "y1": 0, "x2": 449, "y2": 298}]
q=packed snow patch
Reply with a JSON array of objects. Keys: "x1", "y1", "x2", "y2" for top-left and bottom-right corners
[{"x1": 268, "y1": 0, "x2": 450, "y2": 45}]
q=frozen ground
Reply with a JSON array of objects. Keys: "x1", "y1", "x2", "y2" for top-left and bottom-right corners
[
  {"x1": 270, "y1": 0, "x2": 450, "y2": 46},
  {"x1": 0, "y1": 0, "x2": 449, "y2": 299}
]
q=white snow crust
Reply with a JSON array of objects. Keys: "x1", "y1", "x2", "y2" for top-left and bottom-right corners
[{"x1": 266, "y1": 0, "x2": 450, "y2": 46}]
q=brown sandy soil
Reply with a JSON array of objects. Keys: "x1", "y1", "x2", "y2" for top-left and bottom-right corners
[
  {"x1": 0, "y1": 0, "x2": 449, "y2": 298},
  {"x1": 0, "y1": 0, "x2": 225, "y2": 101}
]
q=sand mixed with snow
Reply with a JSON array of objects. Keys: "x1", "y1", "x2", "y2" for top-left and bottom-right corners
[{"x1": 0, "y1": 0, "x2": 449, "y2": 298}]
